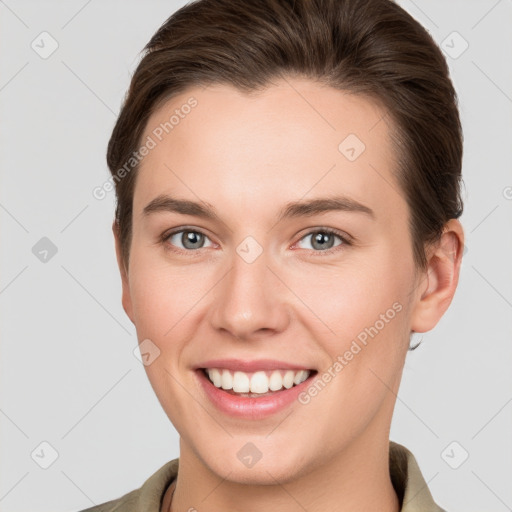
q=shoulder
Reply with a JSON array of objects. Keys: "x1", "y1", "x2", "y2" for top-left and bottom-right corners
[
  {"x1": 75, "y1": 490, "x2": 139, "y2": 512},
  {"x1": 389, "y1": 441, "x2": 448, "y2": 512},
  {"x1": 72, "y1": 459, "x2": 179, "y2": 512}
]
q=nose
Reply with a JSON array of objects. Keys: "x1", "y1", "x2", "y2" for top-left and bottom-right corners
[{"x1": 209, "y1": 249, "x2": 290, "y2": 341}]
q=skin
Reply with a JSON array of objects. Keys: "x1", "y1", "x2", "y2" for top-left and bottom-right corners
[{"x1": 113, "y1": 77, "x2": 464, "y2": 512}]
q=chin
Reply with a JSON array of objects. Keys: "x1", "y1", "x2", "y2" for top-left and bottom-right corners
[{"x1": 200, "y1": 443, "x2": 312, "y2": 485}]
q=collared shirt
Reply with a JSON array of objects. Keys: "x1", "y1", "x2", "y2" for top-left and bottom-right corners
[{"x1": 77, "y1": 441, "x2": 446, "y2": 512}]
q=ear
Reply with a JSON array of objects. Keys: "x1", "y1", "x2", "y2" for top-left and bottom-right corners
[
  {"x1": 410, "y1": 219, "x2": 464, "y2": 333},
  {"x1": 112, "y1": 220, "x2": 135, "y2": 324}
]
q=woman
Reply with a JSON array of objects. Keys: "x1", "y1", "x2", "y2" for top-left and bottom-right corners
[{"x1": 81, "y1": 0, "x2": 464, "y2": 510}]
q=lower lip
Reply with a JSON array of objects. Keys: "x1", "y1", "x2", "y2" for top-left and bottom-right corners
[{"x1": 196, "y1": 369, "x2": 316, "y2": 419}]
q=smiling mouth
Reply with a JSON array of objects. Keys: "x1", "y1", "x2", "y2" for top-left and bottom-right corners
[{"x1": 201, "y1": 367, "x2": 317, "y2": 397}]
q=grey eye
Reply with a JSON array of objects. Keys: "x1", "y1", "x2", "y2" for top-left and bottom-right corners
[
  {"x1": 297, "y1": 230, "x2": 343, "y2": 251},
  {"x1": 168, "y1": 230, "x2": 213, "y2": 250}
]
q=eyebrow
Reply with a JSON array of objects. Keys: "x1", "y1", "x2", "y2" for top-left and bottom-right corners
[
  {"x1": 277, "y1": 196, "x2": 375, "y2": 221},
  {"x1": 142, "y1": 194, "x2": 375, "y2": 221},
  {"x1": 142, "y1": 195, "x2": 221, "y2": 221}
]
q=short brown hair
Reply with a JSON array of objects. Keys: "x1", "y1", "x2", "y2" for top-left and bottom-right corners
[{"x1": 107, "y1": 0, "x2": 464, "y2": 272}]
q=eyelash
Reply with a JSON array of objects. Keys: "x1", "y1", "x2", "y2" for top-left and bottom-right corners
[{"x1": 160, "y1": 226, "x2": 352, "y2": 257}]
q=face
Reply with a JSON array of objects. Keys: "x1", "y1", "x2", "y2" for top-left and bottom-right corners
[{"x1": 117, "y1": 78, "x2": 430, "y2": 484}]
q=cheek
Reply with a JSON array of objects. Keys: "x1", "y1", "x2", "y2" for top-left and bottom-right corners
[
  {"x1": 286, "y1": 254, "x2": 412, "y2": 367},
  {"x1": 127, "y1": 252, "x2": 203, "y2": 423},
  {"x1": 293, "y1": 258, "x2": 393, "y2": 321},
  {"x1": 288, "y1": 258, "x2": 412, "y2": 439},
  {"x1": 128, "y1": 247, "x2": 204, "y2": 339}
]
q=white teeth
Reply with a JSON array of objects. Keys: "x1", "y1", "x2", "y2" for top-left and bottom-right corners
[
  {"x1": 208, "y1": 368, "x2": 222, "y2": 387},
  {"x1": 269, "y1": 370, "x2": 283, "y2": 391},
  {"x1": 283, "y1": 370, "x2": 294, "y2": 389},
  {"x1": 293, "y1": 370, "x2": 308, "y2": 385},
  {"x1": 232, "y1": 371, "x2": 250, "y2": 393},
  {"x1": 205, "y1": 367, "x2": 311, "y2": 394},
  {"x1": 221, "y1": 369, "x2": 233, "y2": 390},
  {"x1": 250, "y1": 371, "x2": 269, "y2": 393}
]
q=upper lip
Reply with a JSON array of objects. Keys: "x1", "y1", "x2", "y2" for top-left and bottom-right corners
[{"x1": 195, "y1": 359, "x2": 314, "y2": 372}]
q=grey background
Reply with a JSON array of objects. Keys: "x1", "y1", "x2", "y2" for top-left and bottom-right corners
[{"x1": 1, "y1": 1, "x2": 511, "y2": 511}]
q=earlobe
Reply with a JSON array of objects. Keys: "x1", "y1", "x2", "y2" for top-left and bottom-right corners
[
  {"x1": 112, "y1": 220, "x2": 135, "y2": 324},
  {"x1": 410, "y1": 219, "x2": 464, "y2": 333}
]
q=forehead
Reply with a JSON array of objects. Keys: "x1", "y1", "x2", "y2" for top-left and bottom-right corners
[{"x1": 134, "y1": 78, "x2": 404, "y2": 224}]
